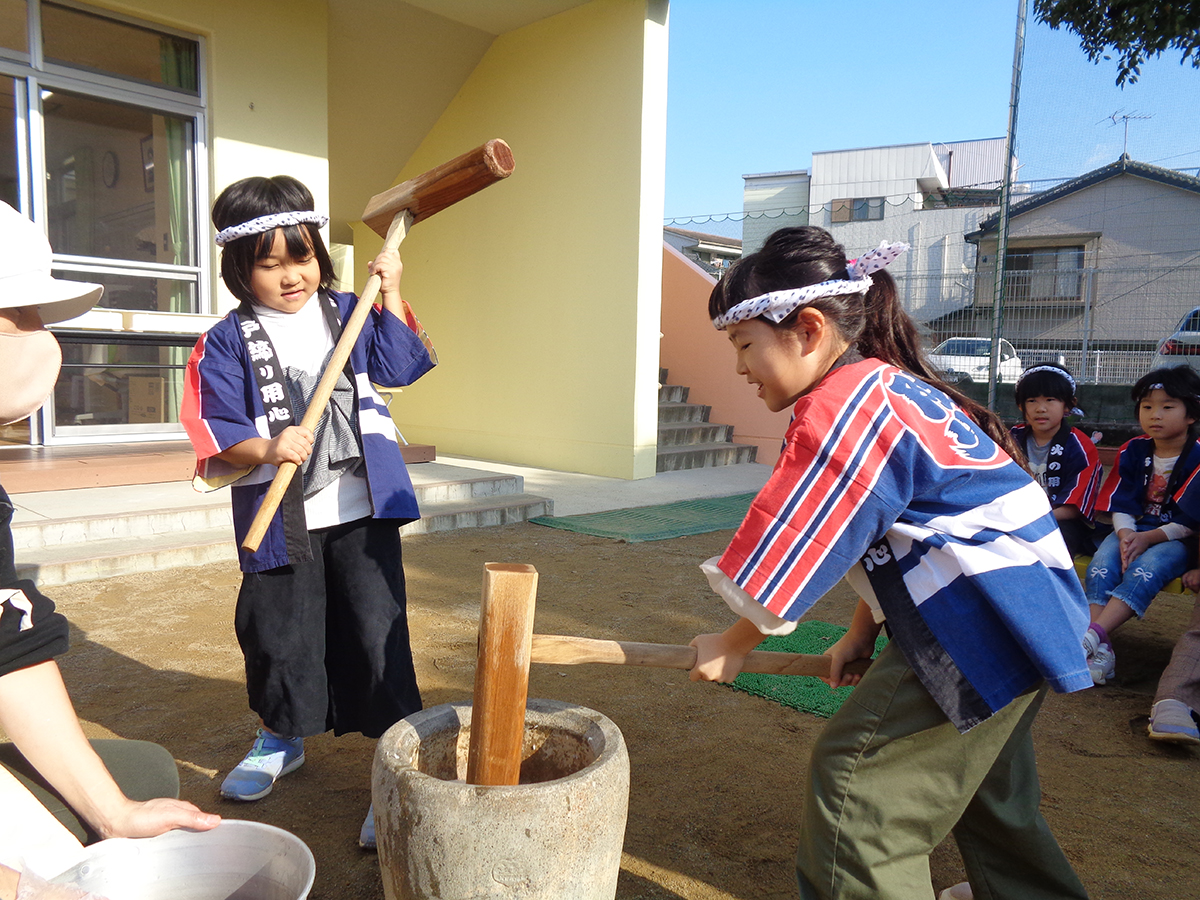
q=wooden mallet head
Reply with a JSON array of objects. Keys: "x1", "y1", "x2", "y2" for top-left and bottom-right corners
[{"x1": 360, "y1": 138, "x2": 514, "y2": 237}]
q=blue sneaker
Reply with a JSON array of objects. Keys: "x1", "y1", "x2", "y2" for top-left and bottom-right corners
[
  {"x1": 359, "y1": 802, "x2": 376, "y2": 850},
  {"x1": 220, "y1": 729, "x2": 305, "y2": 801}
]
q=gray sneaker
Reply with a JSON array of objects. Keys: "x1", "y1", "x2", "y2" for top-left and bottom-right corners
[
  {"x1": 1088, "y1": 642, "x2": 1115, "y2": 685},
  {"x1": 1148, "y1": 699, "x2": 1200, "y2": 744}
]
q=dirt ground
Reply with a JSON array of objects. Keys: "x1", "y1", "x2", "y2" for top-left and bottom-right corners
[{"x1": 44, "y1": 521, "x2": 1200, "y2": 900}]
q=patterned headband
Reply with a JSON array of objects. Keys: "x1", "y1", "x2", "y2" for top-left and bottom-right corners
[
  {"x1": 712, "y1": 241, "x2": 910, "y2": 330},
  {"x1": 1017, "y1": 365, "x2": 1076, "y2": 394},
  {"x1": 214, "y1": 210, "x2": 329, "y2": 246}
]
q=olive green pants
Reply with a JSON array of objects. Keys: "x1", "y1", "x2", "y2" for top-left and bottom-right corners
[
  {"x1": 796, "y1": 642, "x2": 1088, "y2": 900},
  {"x1": 0, "y1": 739, "x2": 179, "y2": 845}
]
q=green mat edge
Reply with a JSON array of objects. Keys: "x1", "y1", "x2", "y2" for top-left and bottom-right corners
[{"x1": 529, "y1": 492, "x2": 757, "y2": 542}]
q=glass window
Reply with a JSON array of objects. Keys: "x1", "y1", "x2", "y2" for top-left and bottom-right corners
[
  {"x1": 54, "y1": 269, "x2": 197, "y2": 314},
  {"x1": 1005, "y1": 246, "x2": 1084, "y2": 302},
  {"x1": 0, "y1": 0, "x2": 27, "y2": 54},
  {"x1": 43, "y1": 89, "x2": 194, "y2": 268},
  {"x1": 41, "y1": 2, "x2": 198, "y2": 94},
  {"x1": 852, "y1": 197, "x2": 884, "y2": 221},
  {"x1": 52, "y1": 333, "x2": 192, "y2": 430},
  {"x1": 831, "y1": 199, "x2": 851, "y2": 223}
]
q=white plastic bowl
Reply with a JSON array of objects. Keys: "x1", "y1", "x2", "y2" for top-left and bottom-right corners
[{"x1": 49, "y1": 820, "x2": 315, "y2": 900}]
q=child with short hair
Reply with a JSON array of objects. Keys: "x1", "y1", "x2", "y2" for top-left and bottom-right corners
[
  {"x1": 1086, "y1": 365, "x2": 1200, "y2": 686},
  {"x1": 688, "y1": 226, "x2": 1090, "y2": 900},
  {"x1": 1010, "y1": 363, "x2": 1103, "y2": 557},
  {"x1": 181, "y1": 175, "x2": 437, "y2": 847}
]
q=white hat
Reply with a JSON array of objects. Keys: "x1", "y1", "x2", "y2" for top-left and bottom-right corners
[{"x1": 0, "y1": 202, "x2": 103, "y2": 324}]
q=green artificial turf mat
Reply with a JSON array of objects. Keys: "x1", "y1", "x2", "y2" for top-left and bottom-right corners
[
  {"x1": 529, "y1": 493, "x2": 756, "y2": 542},
  {"x1": 730, "y1": 621, "x2": 888, "y2": 718}
]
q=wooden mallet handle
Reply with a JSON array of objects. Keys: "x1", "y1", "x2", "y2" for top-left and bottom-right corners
[
  {"x1": 241, "y1": 140, "x2": 514, "y2": 552},
  {"x1": 529, "y1": 634, "x2": 872, "y2": 679}
]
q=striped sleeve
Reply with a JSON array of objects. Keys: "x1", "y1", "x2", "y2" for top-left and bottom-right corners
[{"x1": 718, "y1": 369, "x2": 908, "y2": 621}]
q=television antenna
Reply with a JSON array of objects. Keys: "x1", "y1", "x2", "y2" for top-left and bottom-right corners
[{"x1": 1101, "y1": 109, "x2": 1152, "y2": 157}]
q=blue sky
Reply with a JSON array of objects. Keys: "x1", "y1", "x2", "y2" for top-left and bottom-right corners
[{"x1": 664, "y1": 1, "x2": 1200, "y2": 221}]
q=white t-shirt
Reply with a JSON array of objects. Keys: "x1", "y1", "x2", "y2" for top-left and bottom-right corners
[{"x1": 252, "y1": 296, "x2": 372, "y2": 529}]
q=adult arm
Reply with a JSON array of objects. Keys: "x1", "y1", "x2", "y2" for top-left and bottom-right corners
[{"x1": 0, "y1": 661, "x2": 219, "y2": 841}]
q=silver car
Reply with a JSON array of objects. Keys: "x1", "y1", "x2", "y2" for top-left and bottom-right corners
[
  {"x1": 927, "y1": 337, "x2": 1023, "y2": 384},
  {"x1": 1150, "y1": 307, "x2": 1200, "y2": 373}
]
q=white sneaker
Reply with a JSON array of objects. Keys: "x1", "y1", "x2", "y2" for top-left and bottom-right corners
[
  {"x1": 1082, "y1": 627, "x2": 1100, "y2": 659},
  {"x1": 1088, "y1": 642, "x2": 1116, "y2": 685},
  {"x1": 938, "y1": 883, "x2": 973, "y2": 900}
]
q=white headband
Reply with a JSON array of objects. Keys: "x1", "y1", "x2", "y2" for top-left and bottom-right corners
[
  {"x1": 214, "y1": 210, "x2": 329, "y2": 246},
  {"x1": 712, "y1": 240, "x2": 910, "y2": 330},
  {"x1": 1017, "y1": 365, "x2": 1085, "y2": 415}
]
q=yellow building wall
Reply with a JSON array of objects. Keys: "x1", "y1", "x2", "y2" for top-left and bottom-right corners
[
  {"x1": 96, "y1": 0, "x2": 331, "y2": 314},
  {"x1": 357, "y1": 0, "x2": 669, "y2": 478}
]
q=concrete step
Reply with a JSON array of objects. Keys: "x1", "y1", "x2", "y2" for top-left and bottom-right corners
[
  {"x1": 13, "y1": 465, "x2": 552, "y2": 587},
  {"x1": 655, "y1": 442, "x2": 758, "y2": 473},
  {"x1": 401, "y1": 492, "x2": 552, "y2": 536},
  {"x1": 658, "y1": 402, "x2": 711, "y2": 425},
  {"x1": 658, "y1": 384, "x2": 689, "y2": 403},
  {"x1": 658, "y1": 422, "x2": 734, "y2": 447}
]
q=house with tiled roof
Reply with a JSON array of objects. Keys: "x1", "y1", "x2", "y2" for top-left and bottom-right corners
[{"x1": 950, "y1": 156, "x2": 1200, "y2": 360}]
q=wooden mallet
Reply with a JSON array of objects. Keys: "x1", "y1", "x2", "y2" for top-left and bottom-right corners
[
  {"x1": 466, "y1": 563, "x2": 872, "y2": 786},
  {"x1": 241, "y1": 139, "x2": 515, "y2": 553}
]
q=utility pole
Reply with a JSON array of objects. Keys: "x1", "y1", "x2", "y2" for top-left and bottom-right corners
[{"x1": 989, "y1": 0, "x2": 1027, "y2": 412}]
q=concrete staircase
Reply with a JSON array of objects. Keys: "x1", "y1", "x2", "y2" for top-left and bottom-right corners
[
  {"x1": 12, "y1": 464, "x2": 551, "y2": 588},
  {"x1": 657, "y1": 369, "x2": 757, "y2": 472}
]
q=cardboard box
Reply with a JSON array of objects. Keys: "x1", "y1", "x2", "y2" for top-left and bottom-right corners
[{"x1": 127, "y1": 375, "x2": 165, "y2": 423}]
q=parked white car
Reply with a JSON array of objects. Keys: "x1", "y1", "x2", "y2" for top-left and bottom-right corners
[
  {"x1": 927, "y1": 337, "x2": 1023, "y2": 384},
  {"x1": 1150, "y1": 307, "x2": 1200, "y2": 373}
]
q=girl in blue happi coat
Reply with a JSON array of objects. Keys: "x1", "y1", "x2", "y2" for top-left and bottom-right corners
[
  {"x1": 181, "y1": 175, "x2": 437, "y2": 848},
  {"x1": 687, "y1": 227, "x2": 1091, "y2": 900},
  {"x1": 1086, "y1": 365, "x2": 1200, "y2": 685}
]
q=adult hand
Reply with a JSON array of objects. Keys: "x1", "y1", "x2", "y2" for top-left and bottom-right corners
[{"x1": 101, "y1": 797, "x2": 220, "y2": 841}]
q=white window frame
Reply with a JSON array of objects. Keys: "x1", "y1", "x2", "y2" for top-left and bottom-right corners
[{"x1": 0, "y1": 0, "x2": 209, "y2": 444}]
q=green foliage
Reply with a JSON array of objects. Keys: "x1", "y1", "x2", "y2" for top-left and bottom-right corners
[{"x1": 1033, "y1": 0, "x2": 1200, "y2": 85}]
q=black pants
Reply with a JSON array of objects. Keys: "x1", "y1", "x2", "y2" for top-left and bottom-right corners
[
  {"x1": 235, "y1": 517, "x2": 421, "y2": 739},
  {"x1": 0, "y1": 739, "x2": 179, "y2": 845}
]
